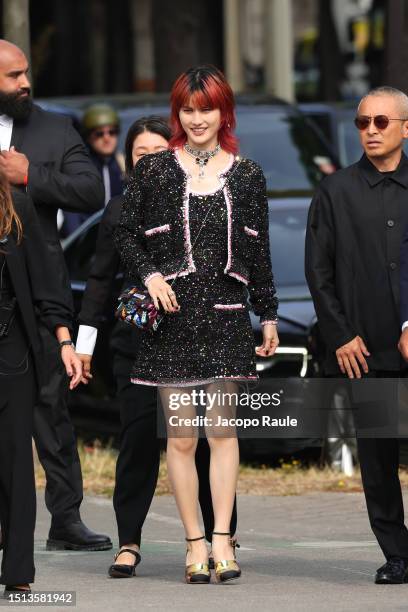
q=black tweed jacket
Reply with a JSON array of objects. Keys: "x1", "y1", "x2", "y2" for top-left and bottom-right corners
[{"x1": 114, "y1": 150, "x2": 278, "y2": 322}]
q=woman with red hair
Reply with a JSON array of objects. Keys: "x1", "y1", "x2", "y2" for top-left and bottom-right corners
[{"x1": 115, "y1": 65, "x2": 279, "y2": 584}]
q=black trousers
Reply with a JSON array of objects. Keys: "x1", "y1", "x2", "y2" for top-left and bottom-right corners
[
  {"x1": 354, "y1": 370, "x2": 408, "y2": 559},
  {"x1": 0, "y1": 313, "x2": 36, "y2": 585},
  {"x1": 113, "y1": 354, "x2": 237, "y2": 546},
  {"x1": 32, "y1": 323, "x2": 83, "y2": 527}
]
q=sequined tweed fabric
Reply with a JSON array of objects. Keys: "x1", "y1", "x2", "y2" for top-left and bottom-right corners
[
  {"x1": 114, "y1": 150, "x2": 279, "y2": 387},
  {"x1": 131, "y1": 188, "x2": 257, "y2": 386}
]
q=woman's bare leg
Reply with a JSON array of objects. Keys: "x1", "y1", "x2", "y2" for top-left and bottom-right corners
[
  {"x1": 160, "y1": 386, "x2": 207, "y2": 565},
  {"x1": 205, "y1": 381, "x2": 239, "y2": 561}
]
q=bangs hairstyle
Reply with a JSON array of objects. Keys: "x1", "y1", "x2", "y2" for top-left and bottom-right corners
[
  {"x1": 124, "y1": 115, "x2": 172, "y2": 175},
  {"x1": 169, "y1": 65, "x2": 238, "y2": 154}
]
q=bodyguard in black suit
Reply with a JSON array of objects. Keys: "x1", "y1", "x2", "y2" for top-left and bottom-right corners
[
  {"x1": 306, "y1": 86, "x2": 408, "y2": 584},
  {"x1": 0, "y1": 187, "x2": 82, "y2": 595},
  {"x1": 0, "y1": 39, "x2": 111, "y2": 550}
]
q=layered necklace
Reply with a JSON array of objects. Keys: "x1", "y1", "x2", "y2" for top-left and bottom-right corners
[{"x1": 183, "y1": 142, "x2": 221, "y2": 180}]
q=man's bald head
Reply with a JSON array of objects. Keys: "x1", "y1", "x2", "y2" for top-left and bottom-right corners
[
  {"x1": 0, "y1": 39, "x2": 26, "y2": 61},
  {"x1": 0, "y1": 39, "x2": 31, "y2": 120}
]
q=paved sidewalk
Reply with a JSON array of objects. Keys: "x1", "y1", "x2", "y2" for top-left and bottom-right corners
[{"x1": 3, "y1": 491, "x2": 408, "y2": 611}]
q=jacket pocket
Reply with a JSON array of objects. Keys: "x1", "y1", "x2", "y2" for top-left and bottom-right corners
[{"x1": 144, "y1": 223, "x2": 173, "y2": 258}]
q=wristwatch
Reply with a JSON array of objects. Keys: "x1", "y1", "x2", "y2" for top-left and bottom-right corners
[{"x1": 60, "y1": 340, "x2": 75, "y2": 349}]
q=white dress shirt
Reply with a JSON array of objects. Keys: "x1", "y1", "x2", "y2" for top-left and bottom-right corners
[
  {"x1": 76, "y1": 325, "x2": 98, "y2": 355},
  {"x1": 0, "y1": 114, "x2": 13, "y2": 151}
]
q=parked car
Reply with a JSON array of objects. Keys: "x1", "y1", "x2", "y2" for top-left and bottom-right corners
[{"x1": 61, "y1": 97, "x2": 357, "y2": 467}]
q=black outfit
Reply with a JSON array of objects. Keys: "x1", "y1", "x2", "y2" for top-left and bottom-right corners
[
  {"x1": 78, "y1": 195, "x2": 237, "y2": 546},
  {"x1": 62, "y1": 150, "x2": 124, "y2": 235},
  {"x1": 0, "y1": 192, "x2": 72, "y2": 585},
  {"x1": 11, "y1": 104, "x2": 105, "y2": 530},
  {"x1": 305, "y1": 152, "x2": 408, "y2": 561},
  {"x1": 115, "y1": 150, "x2": 278, "y2": 385}
]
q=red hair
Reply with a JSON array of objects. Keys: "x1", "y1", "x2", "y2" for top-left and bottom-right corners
[{"x1": 169, "y1": 65, "x2": 238, "y2": 154}]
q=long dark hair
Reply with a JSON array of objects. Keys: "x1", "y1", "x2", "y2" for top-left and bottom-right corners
[
  {"x1": 0, "y1": 169, "x2": 22, "y2": 245},
  {"x1": 124, "y1": 115, "x2": 172, "y2": 175}
]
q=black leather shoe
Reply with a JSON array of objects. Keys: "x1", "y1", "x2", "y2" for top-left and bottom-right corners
[
  {"x1": 4, "y1": 585, "x2": 31, "y2": 599},
  {"x1": 108, "y1": 548, "x2": 141, "y2": 578},
  {"x1": 46, "y1": 520, "x2": 112, "y2": 551},
  {"x1": 375, "y1": 557, "x2": 408, "y2": 584}
]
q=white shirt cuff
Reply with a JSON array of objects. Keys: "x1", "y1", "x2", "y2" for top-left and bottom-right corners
[
  {"x1": 76, "y1": 325, "x2": 98, "y2": 355},
  {"x1": 402, "y1": 321, "x2": 408, "y2": 332}
]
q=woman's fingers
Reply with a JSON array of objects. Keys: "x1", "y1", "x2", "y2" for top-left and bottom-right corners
[
  {"x1": 78, "y1": 354, "x2": 93, "y2": 379},
  {"x1": 167, "y1": 288, "x2": 180, "y2": 310},
  {"x1": 61, "y1": 352, "x2": 82, "y2": 389},
  {"x1": 70, "y1": 357, "x2": 83, "y2": 388},
  {"x1": 158, "y1": 290, "x2": 173, "y2": 312},
  {"x1": 256, "y1": 325, "x2": 279, "y2": 357}
]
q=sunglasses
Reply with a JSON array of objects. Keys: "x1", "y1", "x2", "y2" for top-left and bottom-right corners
[
  {"x1": 354, "y1": 115, "x2": 408, "y2": 130},
  {"x1": 93, "y1": 128, "x2": 119, "y2": 138}
]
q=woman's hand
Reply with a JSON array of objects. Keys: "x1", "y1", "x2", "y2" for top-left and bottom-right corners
[
  {"x1": 77, "y1": 353, "x2": 93, "y2": 385},
  {"x1": 256, "y1": 323, "x2": 279, "y2": 357},
  {"x1": 61, "y1": 345, "x2": 83, "y2": 389},
  {"x1": 146, "y1": 275, "x2": 180, "y2": 313}
]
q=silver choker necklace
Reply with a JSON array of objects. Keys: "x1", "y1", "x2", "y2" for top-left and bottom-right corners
[{"x1": 183, "y1": 143, "x2": 221, "y2": 179}]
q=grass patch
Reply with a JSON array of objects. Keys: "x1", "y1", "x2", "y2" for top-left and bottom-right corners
[{"x1": 33, "y1": 441, "x2": 408, "y2": 498}]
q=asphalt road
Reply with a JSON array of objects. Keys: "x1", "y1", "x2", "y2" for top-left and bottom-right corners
[{"x1": 3, "y1": 491, "x2": 408, "y2": 611}]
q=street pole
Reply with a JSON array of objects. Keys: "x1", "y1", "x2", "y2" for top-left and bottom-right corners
[
  {"x1": 264, "y1": 0, "x2": 294, "y2": 102},
  {"x1": 384, "y1": 0, "x2": 408, "y2": 92},
  {"x1": 223, "y1": 0, "x2": 244, "y2": 92},
  {"x1": 2, "y1": 0, "x2": 31, "y2": 66}
]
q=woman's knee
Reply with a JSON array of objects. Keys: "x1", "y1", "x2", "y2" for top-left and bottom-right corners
[{"x1": 167, "y1": 436, "x2": 198, "y2": 455}]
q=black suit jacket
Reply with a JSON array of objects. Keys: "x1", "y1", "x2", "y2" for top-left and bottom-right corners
[
  {"x1": 3, "y1": 191, "x2": 73, "y2": 386},
  {"x1": 305, "y1": 153, "x2": 408, "y2": 374},
  {"x1": 12, "y1": 104, "x2": 104, "y2": 305},
  {"x1": 400, "y1": 223, "x2": 408, "y2": 328},
  {"x1": 79, "y1": 195, "x2": 123, "y2": 328}
]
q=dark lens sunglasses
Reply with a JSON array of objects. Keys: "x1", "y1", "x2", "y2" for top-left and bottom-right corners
[
  {"x1": 94, "y1": 128, "x2": 119, "y2": 138},
  {"x1": 354, "y1": 115, "x2": 407, "y2": 130}
]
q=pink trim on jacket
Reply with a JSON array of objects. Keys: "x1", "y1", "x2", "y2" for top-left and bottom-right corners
[
  {"x1": 131, "y1": 375, "x2": 258, "y2": 387},
  {"x1": 143, "y1": 272, "x2": 163, "y2": 286},
  {"x1": 182, "y1": 183, "x2": 196, "y2": 274},
  {"x1": 228, "y1": 271, "x2": 249, "y2": 286},
  {"x1": 244, "y1": 226, "x2": 259, "y2": 237},
  {"x1": 214, "y1": 303, "x2": 245, "y2": 310},
  {"x1": 163, "y1": 270, "x2": 190, "y2": 281},
  {"x1": 145, "y1": 224, "x2": 170, "y2": 236},
  {"x1": 223, "y1": 184, "x2": 233, "y2": 274}
]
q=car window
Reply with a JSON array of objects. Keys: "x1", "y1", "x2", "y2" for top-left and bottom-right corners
[
  {"x1": 64, "y1": 222, "x2": 100, "y2": 281},
  {"x1": 269, "y1": 207, "x2": 308, "y2": 287},
  {"x1": 236, "y1": 111, "x2": 336, "y2": 193}
]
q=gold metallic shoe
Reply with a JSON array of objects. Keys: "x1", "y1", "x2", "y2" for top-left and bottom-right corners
[
  {"x1": 212, "y1": 531, "x2": 241, "y2": 583},
  {"x1": 185, "y1": 536, "x2": 210, "y2": 584},
  {"x1": 209, "y1": 535, "x2": 240, "y2": 570}
]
